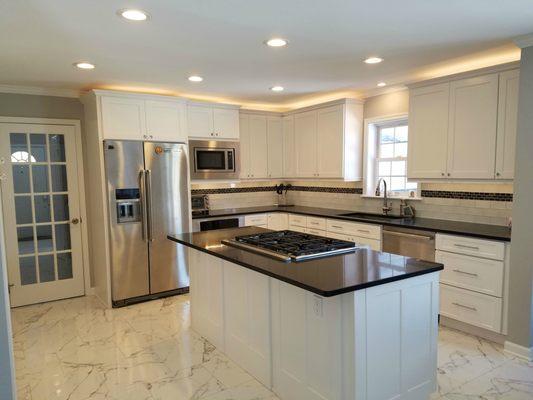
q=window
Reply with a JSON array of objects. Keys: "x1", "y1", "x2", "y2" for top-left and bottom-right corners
[{"x1": 364, "y1": 116, "x2": 418, "y2": 198}]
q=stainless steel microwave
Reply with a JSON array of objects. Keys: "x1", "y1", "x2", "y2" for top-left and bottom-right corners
[{"x1": 189, "y1": 140, "x2": 240, "y2": 179}]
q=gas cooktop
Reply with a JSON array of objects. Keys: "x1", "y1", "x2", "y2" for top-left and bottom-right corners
[{"x1": 221, "y1": 230, "x2": 359, "y2": 261}]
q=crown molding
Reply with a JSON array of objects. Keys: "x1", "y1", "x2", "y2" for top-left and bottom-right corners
[
  {"x1": 514, "y1": 33, "x2": 533, "y2": 49},
  {"x1": 0, "y1": 84, "x2": 80, "y2": 98}
]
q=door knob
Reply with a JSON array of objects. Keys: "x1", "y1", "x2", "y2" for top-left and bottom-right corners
[{"x1": 71, "y1": 218, "x2": 80, "y2": 225}]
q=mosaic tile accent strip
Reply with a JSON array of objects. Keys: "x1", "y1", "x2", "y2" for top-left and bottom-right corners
[
  {"x1": 191, "y1": 186, "x2": 364, "y2": 195},
  {"x1": 421, "y1": 190, "x2": 513, "y2": 202}
]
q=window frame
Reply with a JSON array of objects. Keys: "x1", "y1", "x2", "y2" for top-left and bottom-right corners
[{"x1": 363, "y1": 114, "x2": 420, "y2": 200}]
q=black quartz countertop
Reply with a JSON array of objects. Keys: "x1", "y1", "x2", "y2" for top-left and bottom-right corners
[
  {"x1": 168, "y1": 227, "x2": 443, "y2": 297},
  {"x1": 192, "y1": 205, "x2": 511, "y2": 242}
]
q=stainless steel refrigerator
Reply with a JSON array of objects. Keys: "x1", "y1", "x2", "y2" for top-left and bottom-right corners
[{"x1": 104, "y1": 140, "x2": 191, "y2": 307}]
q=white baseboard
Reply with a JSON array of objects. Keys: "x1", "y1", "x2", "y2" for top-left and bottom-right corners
[
  {"x1": 440, "y1": 316, "x2": 506, "y2": 344},
  {"x1": 504, "y1": 341, "x2": 533, "y2": 361}
]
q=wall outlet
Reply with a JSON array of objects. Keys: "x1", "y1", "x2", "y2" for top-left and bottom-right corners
[{"x1": 312, "y1": 295, "x2": 323, "y2": 318}]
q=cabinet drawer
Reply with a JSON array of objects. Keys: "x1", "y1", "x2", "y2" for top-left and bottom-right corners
[
  {"x1": 440, "y1": 284, "x2": 502, "y2": 333},
  {"x1": 436, "y1": 234, "x2": 505, "y2": 260},
  {"x1": 244, "y1": 214, "x2": 268, "y2": 226},
  {"x1": 288, "y1": 214, "x2": 307, "y2": 228},
  {"x1": 436, "y1": 251, "x2": 504, "y2": 297},
  {"x1": 306, "y1": 228, "x2": 326, "y2": 236},
  {"x1": 354, "y1": 236, "x2": 381, "y2": 251},
  {"x1": 307, "y1": 217, "x2": 326, "y2": 230},
  {"x1": 327, "y1": 219, "x2": 381, "y2": 240},
  {"x1": 289, "y1": 224, "x2": 307, "y2": 233}
]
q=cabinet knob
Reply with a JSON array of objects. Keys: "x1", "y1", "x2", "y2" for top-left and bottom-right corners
[
  {"x1": 441, "y1": 172, "x2": 445, "y2": 176},
  {"x1": 447, "y1": 173, "x2": 451, "y2": 177},
  {"x1": 496, "y1": 172, "x2": 501, "y2": 177}
]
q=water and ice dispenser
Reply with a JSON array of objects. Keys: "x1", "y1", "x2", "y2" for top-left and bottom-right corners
[{"x1": 115, "y1": 188, "x2": 141, "y2": 223}]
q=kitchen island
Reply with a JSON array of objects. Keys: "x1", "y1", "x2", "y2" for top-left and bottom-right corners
[{"x1": 168, "y1": 227, "x2": 444, "y2": 400}]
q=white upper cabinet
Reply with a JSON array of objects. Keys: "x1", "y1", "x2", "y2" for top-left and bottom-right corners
[
  {"x1": 282, "y1": 116, "x2": 296, "y2": 177},
  {"x1": 267, "y1": 116, "x2": 284, "y2": 178},
  {"x1": 100, "y1": 96, "x2": 146, "y2": 140},
  {"x1": 496, "y1": 69, "x2": 520, "y2": 180},
  {"x1": 317, "y1": 105, "x2": 344, "y2": 178},
  {"x1": 188, "y1": 103, "x2": 240, "y2": 139},
  {"x1": 407, "y1": 68, "x2": 518, "y2": 180},
  {"x1": 447, "y1": 74, "x2": 498, "y2": 179},
  {"x1": 240, "y1": 114, "x2": 268, "y2": 179},
  {"x1": 100, "y1": 94, "x2": 186, "y2": 141},
  {"x1": 295, "y1": 110, "x2": 318, "y2": 177},
  {"x1": 407, "y1": 83, "x2": 450, "y2": 179}
]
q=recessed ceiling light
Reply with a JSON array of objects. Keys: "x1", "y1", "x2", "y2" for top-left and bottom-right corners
[
  {"x1": 118, "y1": 9, "x2": 150, "y2": 21},
  {"x1": 265, "y1": 38, "x2": 288, "y2": 47},
  {"x1": 364, "y1": 57, "x2": 383, "y2": 64},
  {"x1": 74, "y1": 62, "x2": 95, "y2": 70},
  {"x1": 270, "y1": 86, "x2": 284, "y2": 92},
  {"x1": 377, "y1": 82, "x2": 387, "y2": 87},
  {"x1": 188, "y1": 75, "x2": 203, "y2": 82}
]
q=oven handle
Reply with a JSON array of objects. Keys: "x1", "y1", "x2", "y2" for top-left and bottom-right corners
[{"x1": 382, "y1": 231, "x2": 434, "y2": 241}]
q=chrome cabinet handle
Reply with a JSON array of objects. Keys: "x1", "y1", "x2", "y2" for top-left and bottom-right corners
[
  {"x1": 452, "y1": 302, "x2": 477, "y2": 311},
  {"x1": 453, "y1": 244, "x2": 480, "y2": 251},
  {"x1": 452, "y1": 269, "x2": 479, "y2": 277},
  {"x1": 383, "y1": 231, "x2": 434, "y2": 240},
  {"x1": 145, "y1": 169, "x2": 154, "y2": 242},
  {"x1": 357, "y1": 229, "x2": 370, "y2": 233},
  {"x1": 331, "y1": 225, "x2": 343, "y2": 229}
]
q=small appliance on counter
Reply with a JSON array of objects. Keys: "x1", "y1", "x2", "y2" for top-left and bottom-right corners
[
  {"x1": 191, "y1": 194, "x2": 209, "y2": 216},
  {"x1": 275, "y1": 183, "x2": 294, "y2": 207}
]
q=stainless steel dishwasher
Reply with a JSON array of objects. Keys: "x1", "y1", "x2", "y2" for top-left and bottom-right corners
[{"x1": 382, "y1": 226, "x2": 436, "y2": 262}]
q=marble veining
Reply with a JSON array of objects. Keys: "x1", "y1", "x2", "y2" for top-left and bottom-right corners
[{"x1": 12, "y1": 295, "x2": 532, "y2": 400}]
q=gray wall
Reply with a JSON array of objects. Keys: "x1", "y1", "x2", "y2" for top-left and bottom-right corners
[
  {"x1": 0, "y1": 93, "x2": 83, "y2": 119},
  {"x1": 0, "y1": 193, "x2": 16, "y2": 400},
  {"x1": 508, "y1": 46, "x2": 533, "y2": 349}
]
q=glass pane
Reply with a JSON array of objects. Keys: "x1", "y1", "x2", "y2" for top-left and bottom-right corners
[
  {"x1": 49, "y1": 134, "x2": 66, "y2": 162},
  {"x1": 380, "y1": 128, "x2": 395, "y2": 143},
  {"x1": 17, "y1": 227, "x2": 34, "y2": 255},
  {"x1": 12, "y1": 165, "x2": 30, "y2": 193},
  {"x1": 30, "y1": 134, "x2": 47, "y2": 162},
  {"x1": 55, "y1": 224, "x2": 71, "y2": 251},
  {"x1": 32, "y1": 165, "x2": 49, "y2": 192},
  {"x1": 34, "y1": 195, "x2": 51, "y2": 223},
  {"x1": 395, "y1": 126, "x2": 408, "y2": 142},
  {"x1": 36, "y1": 225, "x2": 53, "y2": 253},
  {"x1": 395, "y1": 142, "x2": 408, "y2": 158},
  {"x1": 19, "y1": 256, "x2": 37, "y2": 285},
  {"x1": 391, "y1": 177, "x2": 406, "y2": 191},
  {"x1": 53, "y1": 194, "x2": 69, "y2": 221},
  {"x1": 38, "y1": 255, "x2": 55, "y2": 282},
  {"x1": 10, "y1": 133, "x2": 28, "y2": 162},
  {"x1": 391, "y1": 161, "x2": 406, "y2": 176},
  {"x1": 57, "y1": 252, "x2": 73, "y2": 280},
  {"x1": 15, "y1": 196, "x2": 33, "y2": 224},
  {"x1": 380, "y1": 143, "x2": 394, "y2": 158},
  {"x1": 51, "y1": 165, "x2": 67, "y2": 192},
  {"x1": 378, "y1": 161, "x2": 390, "y2": 177},
  {"x1": 406, "y1": 180, "x2": 418, "y2": 190}
]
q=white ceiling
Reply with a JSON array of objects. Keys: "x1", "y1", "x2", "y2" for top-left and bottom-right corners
[{"x1": 1, "y1": 0, "x2": 532, "y2": 109}]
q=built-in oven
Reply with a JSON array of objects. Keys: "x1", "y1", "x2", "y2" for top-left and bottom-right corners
[
  {"x1": 192, "y1": 215, "x2": 245, "y2": 232},
  {"x1": 189, "y1": 140, "x2": 240, "y2": 179}
]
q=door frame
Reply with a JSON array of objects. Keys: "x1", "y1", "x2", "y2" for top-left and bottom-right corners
[{"x1": 0, "y1": 116, "x2": 91, "y2": 297}]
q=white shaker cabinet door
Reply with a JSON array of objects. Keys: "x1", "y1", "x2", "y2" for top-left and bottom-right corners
[
  {"x1": 100, "y1": 96, "x2": 146, "y2": 140},
  {"x1": 267, "y1": 117, "x2": 284, "y2": 178},
  {"x1": 316, "y1": 105, "x2": 344, "y2": 178},
  {"x1": 213, "y1": 107, "x2": 240, "y2": 139},
  {"x1": 249, "y1": 115, "x2": 268, "y2": 179},
  {"x1": 407, "y1": 83, "x2": 449, "y2": 179},
  {"x1": 496, "y1": 69, "x2": 519, "y2": 180},
  {"x1": 240, "y1": 114, "x2": 251, "y2": 178},
  {"x1": 187, "y1": 104, "x2": 214, "y2": 138},
  {"x1": 447, "y1": 74, "x2": 498, "y2": 179},
  {"x1": 282, "y1": 115, "x2": 296, "y2": 178},
  {"x1": 145, "y1": 100, "x2": 186, "y2": 141},
  {"x1": 295, "y1": 110, "x2": 318, "y2": 177}
]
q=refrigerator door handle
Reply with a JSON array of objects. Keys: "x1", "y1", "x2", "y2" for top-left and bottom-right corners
[
  {"x1": 145, "y1": 169, "x2": 154, "y2": 242},
  {"x1": 138, "y1": 170, "x2": 148, "y2": 241}
]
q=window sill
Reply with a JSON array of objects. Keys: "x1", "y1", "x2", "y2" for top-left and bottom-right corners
[{"x1": 361, "y1": 195, "x2": 423, "y2": 201}]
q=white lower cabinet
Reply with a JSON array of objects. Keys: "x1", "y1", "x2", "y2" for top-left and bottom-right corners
[
  {"x1": 267, "y1": 213, "x2": 288, "y2": 230},
  {"x1": 244, "y1": 214, "x2": 267, "y2": 227},
  {"x1": 223, "y1": 261, "x2": 272, "y2": 387},
  {"x1": 326, "y1": 231, "x2": 381, "y2": 251}
]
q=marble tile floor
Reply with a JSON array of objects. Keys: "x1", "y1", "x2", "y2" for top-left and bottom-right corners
[{"x1": 10, "y1": 294, "x2": 533, "y2": 400}]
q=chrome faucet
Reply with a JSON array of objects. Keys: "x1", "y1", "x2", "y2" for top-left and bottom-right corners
[{"x1": 375, "y1": 178, "x2": 392, "y2": 215}]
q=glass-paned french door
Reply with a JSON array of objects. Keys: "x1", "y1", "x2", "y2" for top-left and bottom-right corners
[{"x1": 0, "y1": 123, "x2": 84, "y2": 307}]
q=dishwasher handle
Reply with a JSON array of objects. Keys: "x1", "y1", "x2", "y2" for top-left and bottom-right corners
[{"x1": 383, "y1": 230, "x2": 434, "y2": 241}]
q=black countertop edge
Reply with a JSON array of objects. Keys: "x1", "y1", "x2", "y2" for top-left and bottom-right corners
[
  {"x1": 168, "y1": 234, "x2": 444, "y2": 297},
  {"x1": 193, "y1": 206, "x2": 511, "y2": 242}
]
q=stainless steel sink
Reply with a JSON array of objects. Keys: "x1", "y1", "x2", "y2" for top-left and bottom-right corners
[{"x1": 339, "y1": 212, "x2": 405, "y2": 220}]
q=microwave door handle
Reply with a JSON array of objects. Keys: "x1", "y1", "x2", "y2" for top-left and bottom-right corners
[
  {"x1": 145, "y1": 169, "x2": 154, "y2": 242},
  {"x1": 139, "y1": 170, "x2": 148, "y2": 241}
]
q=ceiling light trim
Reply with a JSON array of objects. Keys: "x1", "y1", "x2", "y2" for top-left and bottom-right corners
[
  {"x1": 118, "y1": 9, "x2": 150, "y2": 21},
  {"x1": 265, "y1": 38, "x2": 288, "y2": 47}
]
